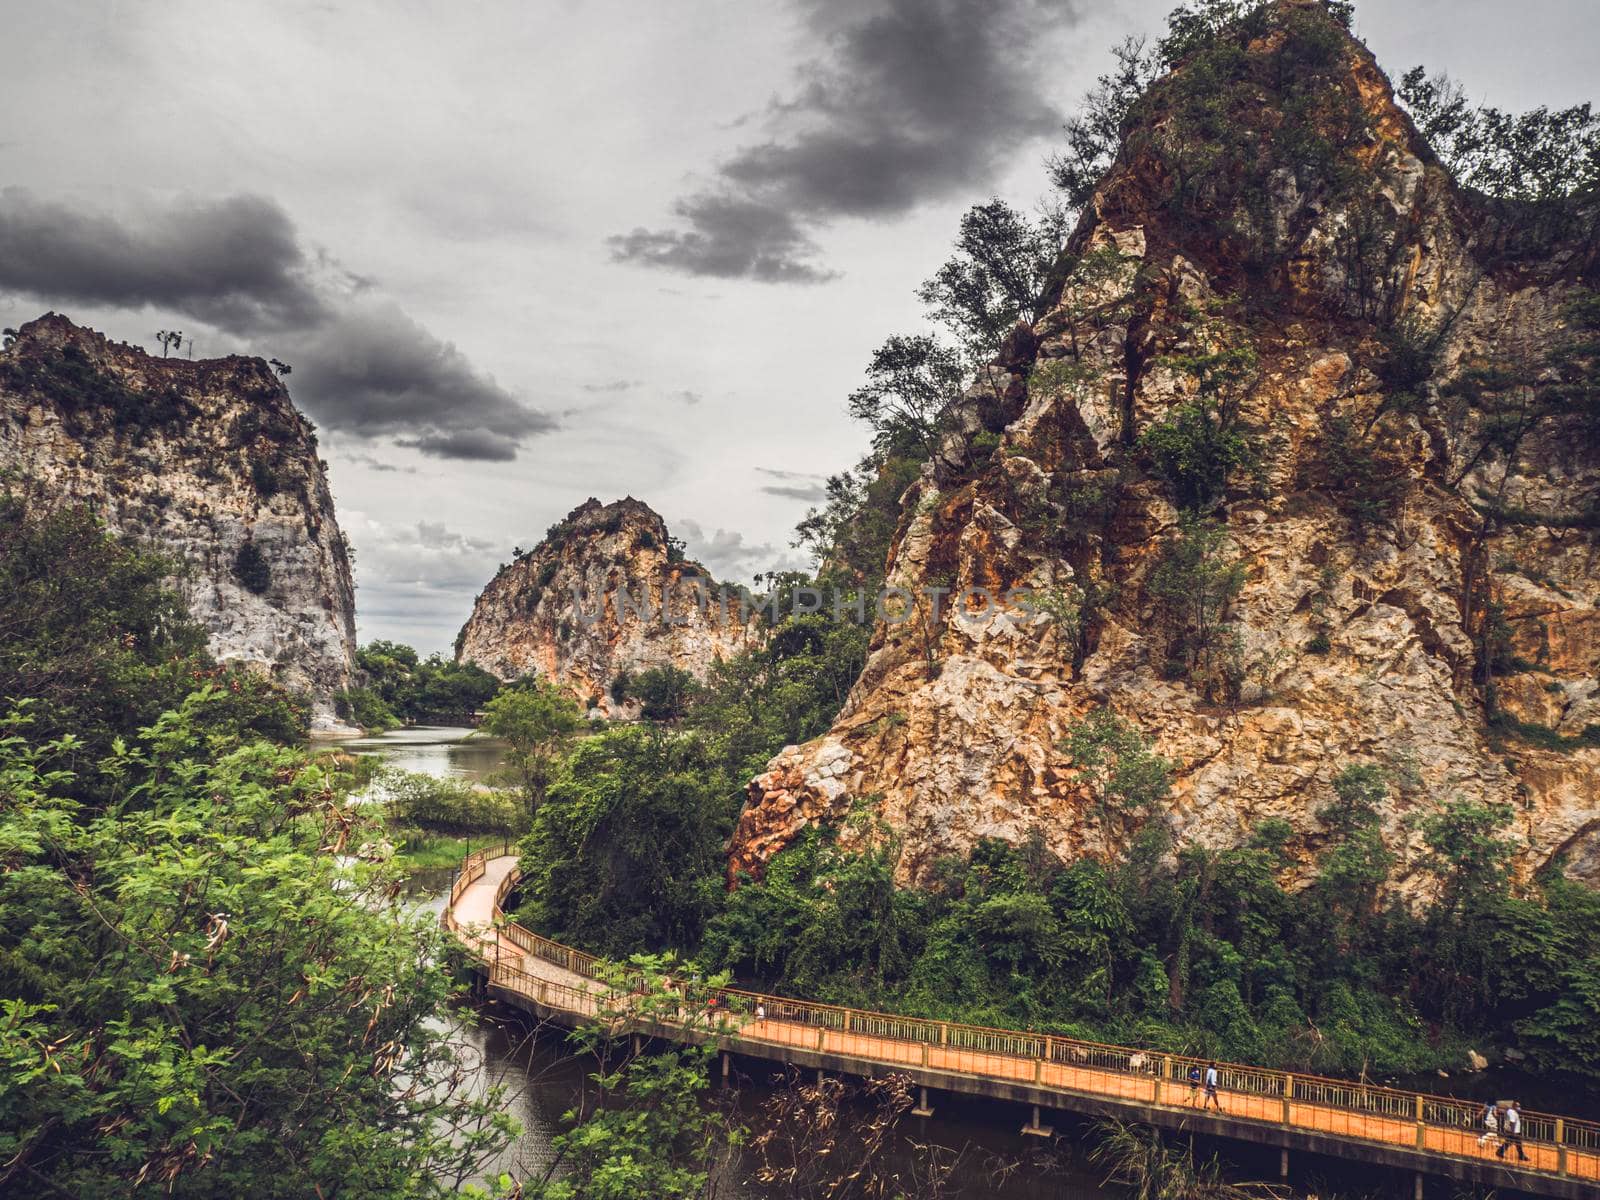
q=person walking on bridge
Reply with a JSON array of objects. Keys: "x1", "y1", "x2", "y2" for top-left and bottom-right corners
[
  {"x1": 1202, "y1": 1062, "x2": 1223, "y2": 1111},
  {"x1": 1186, "y1": 1064, "x2": 1202, "y2": 1105},
  {"x1": 1476, "y1": 1100, "x2": 1498, "y2": 1147},
  {"x1": 1497, "y1": 1102, "x2": 1529, "y2": 1162}
]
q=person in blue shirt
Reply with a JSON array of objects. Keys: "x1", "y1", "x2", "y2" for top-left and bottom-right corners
[{"x1": 1203, "y1": 1063, "x2": 1223, "y2": 1111}]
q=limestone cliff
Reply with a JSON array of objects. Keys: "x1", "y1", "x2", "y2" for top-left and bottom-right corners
[
  {"x1": 455, "y1": 498, "x2": 759, "y2": 716},
  {"x1": 0, "y1": 314, "x2": 358, "y2": 731},
  {"x1": 731, "y1": 2, "x2": 1600, "y2": 890}
]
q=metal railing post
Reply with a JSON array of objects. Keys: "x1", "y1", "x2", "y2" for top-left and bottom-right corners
[{"x1": 1555, "y1": 1118, "x2": 1567, "y2": 1176}]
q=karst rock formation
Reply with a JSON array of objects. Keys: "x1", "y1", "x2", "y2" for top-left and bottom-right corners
[
  {"x1": 0, "y1": 314, "x2": 359, "y2": 731},
  {"x1": 456, "y1": 497, "x2": 760, "y2": 716},
  {"x1": 731, "y1": 1, "x2": 1600, "y2": 891}
]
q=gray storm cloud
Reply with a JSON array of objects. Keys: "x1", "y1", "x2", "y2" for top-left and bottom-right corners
[
  {"x1": 0, "y1": 190, "x2": 328, "y2": 333},
  {"x1": 295, "y1": 303, "x2": 555, "y2": 462},
  {"x1": 609, "y1": 0, "x2": 1078, "y2": 282},
  {"x1": 0, "y1": 189, "x2": 555, "y2": 461}
]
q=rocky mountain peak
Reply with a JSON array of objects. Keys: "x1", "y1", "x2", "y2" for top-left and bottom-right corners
[
  {"x1": 455, "y1": 497, "x2": 760, "y2": 717},
  {"x1": 0, "y1": 313, "x2": 358, "y2": 731},
  {"x1": 730, "y1": 4, "x2": 1600, "y2": 892}
]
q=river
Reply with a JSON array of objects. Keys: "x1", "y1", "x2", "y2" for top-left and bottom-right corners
[
  {"x1": 350, "y1": 726, "x2": 1568, "y2": 1199},
  {"x1": 352, "y1": 725, "x2": 1118, "y2": 1198}
]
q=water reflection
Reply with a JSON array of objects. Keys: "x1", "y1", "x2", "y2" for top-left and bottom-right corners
[{"x1": 341, "y1": 724, "x2": 508, "y2": 784}]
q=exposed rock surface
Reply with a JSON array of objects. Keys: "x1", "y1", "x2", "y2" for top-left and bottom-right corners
[
  {"x1": 732, "y1": 4, "x2": 1600, "y2": 891},
  {"x1": 455, "y1": 498, "x2": 760, "y2": 716},
  {"x1": 0, "y1": 314, "x2": 358, "y2": 731}
]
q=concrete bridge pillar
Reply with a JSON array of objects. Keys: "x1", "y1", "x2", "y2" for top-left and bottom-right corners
[
  {"x1": 1020, "y1": 1104, "x2": 1053, "y2": 1139},
  {"x1": 911, "y1": 1086, "x2": 934, "y2": 1118},
  {"x1": 1279, "y1": 1148, "x2": 1288, "y2": 1181}
]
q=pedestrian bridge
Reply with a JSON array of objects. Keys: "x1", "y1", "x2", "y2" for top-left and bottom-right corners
[{"x1": 443, "y1": 844, "x2": 1600, "y2": 1199}]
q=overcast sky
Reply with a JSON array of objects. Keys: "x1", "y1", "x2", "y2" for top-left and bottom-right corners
[{"x1": 2, "y1": 0, "x2": 1595, "y2": 654}]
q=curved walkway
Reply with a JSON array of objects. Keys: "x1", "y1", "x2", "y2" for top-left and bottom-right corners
[{"x1": 443, "y1": 845, "x2": 1600, "y2": 1197}]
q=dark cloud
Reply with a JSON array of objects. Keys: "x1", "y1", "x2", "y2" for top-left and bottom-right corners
[
  {"x1": 340, "y1": 451, "x2": 419, "y2": 475},
  {"x1": 290, "y1": 303, "x2": 556, "y2": 462},
  {"x1": 755, "y1": 465, "x2": 827, "y2": 501},
  {"x1": 610, "y1": 0, "x2": 1077, "y2": 281},
  {"x1": 671, "y1": 389, "x2": 702, "y2": 405},
  {"x1": 609, "y1": 194, "x2": 834, "y2": 283},
  {"x1": 0, "y1": 189, "x2": 329, "y2": 332},
  {"x1": 0, "y1": 189, "x2": 555, "y2": 462},
  {"x1": 581, "y1": 378, "x2": 642, "y2": 392},
  {"x1": 415, "y1": 520, "x2": 496, "y2": 554}
]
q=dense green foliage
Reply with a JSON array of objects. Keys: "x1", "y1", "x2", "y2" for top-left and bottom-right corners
[
  {"x1": 381, "y1": 768, "x2": 529, "y2": 837},
  {"x1": 0, "y1": 711, "x2": 515, "y2": 1197},
  {"x1": 521, "y1": 957, "x2": 739, "y2": 1200},
  {"x1": 342, "y1": 639, "x2": 502, "y2": 729},
  {"x1": 0, "y1": 498, "x2": 307, "y2": 779},
  {"x1": 0, "y1": 507, "x2": 516, "y2": 1196},
  {"x1": 479, "y1": 679, "x2": 583, "y2": 812}
]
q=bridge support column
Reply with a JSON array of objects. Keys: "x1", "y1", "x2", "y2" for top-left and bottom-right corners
[
  {"x1": 1279, "y1": 1148, "x2": 1288, "y2": 1181},
  {"x1": 1020, "y1": 1104, "x2": 1053, "y2": 1139},
  {"x1": 720, "y1": 1051, "x2": 730, "y2": 1088},
  {"x1": 911, "y1": 1087, "x2": 934, "y2": 1118},
  {"x1": 1413, "y1": 1170, "x2": 1423, "y2": 1200}
]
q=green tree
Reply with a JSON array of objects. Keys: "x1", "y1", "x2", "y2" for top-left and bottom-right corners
[
  {"x1": 481, "y1": 678, "x2": 582, "y2": 815},
  {"x1": 845, "y1": 334, "x2": 965, "y2": 461},
  {"x1": 0, "y1": 698, "x2": 515, "y2": 1198},
  {"x1": 917, "y1": 198, "x2": 1067, "y2": 358},
  {"x1": 1061, "y1": 708, "x2": 1173, "y2": 860},
  {"x1": 515, "y1": 727, "x2": 732, "y2": 955},
  {"x1": 1138, "y1": 344, "x2": 1260, "y2": 511},
  {"x1": 522, "y1": 955, "x2": 739, "y2": 1200},
  {"x1": 626, "y1": 664, "x2": 699, "y2": 723},
  {"x1": 1146, "y1": 515, "x2": 1247, "y2": 688},
  {"x1": 0, "y1": 497, "x2": 306, "y2": 778}
]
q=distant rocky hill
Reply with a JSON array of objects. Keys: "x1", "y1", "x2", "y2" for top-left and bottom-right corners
[
  {"x1": 0, "y1": 314, "x2": 358, "y2": 731},
  {"x1": 731, "y1": 1, "x2": 1600, "y2": 890},
  {"x1": 455, "y1": 497, "x2": 760, "y2": 716}
]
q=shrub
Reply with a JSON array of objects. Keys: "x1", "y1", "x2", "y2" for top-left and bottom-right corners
[
  {"x1": 334, "y1": 686, "x2": 399, "y2": 731},
  {"x1": 381, "y1": 769, "x2": 528, "y2": 836},
  {"x1": 1147, "y1": 515, "x2": 1246, "y2": 689},
  {"x1": 233, "y1": 539, "x2": 272, "y2": 594},
  {"x1": 630, "y1": 665, "x2": 699, "y2": 722}
]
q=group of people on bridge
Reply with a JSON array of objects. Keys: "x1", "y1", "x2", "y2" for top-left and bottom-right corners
[{"x1": 1477, "y1": 1100, "x2": 1531, "y2": 1161}]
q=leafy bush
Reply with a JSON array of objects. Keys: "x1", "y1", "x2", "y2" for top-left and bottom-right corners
[
  {"x1": 0, "y1": 703, "x2": 512, "y2": 1197},
  {"x1": 354, "y1": 641, "x2": 501, "y2": 723},
  {"x1": 334, "y1": 685, "x2": 399, "y2": 731},
  {"x1": 0, "y1": 497, "x2": 307, "y2": 773},
  {"x1": 232, "y1": 539, "x2": 272, "y2": 594},
  {"x1": 381, "y1": 769, "x2": 527, "y2": 836},
  {"x1": 626, "y1": 665, "x2": 699, "y2": 722},
  {"x1": 1147, "y1": 515, "x2": 1246, "y2": 688}
]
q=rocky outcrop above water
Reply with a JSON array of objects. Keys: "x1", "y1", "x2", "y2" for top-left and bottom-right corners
[
  {"x1": 0, "y1": 314, "x2": 359, "y2": 731},
  {"x1": 455, "y1": 497, "x2": 760, "y2": 716},
  {"x1": 730, "y1": 2, "x2": 1600, "y2": 891}
]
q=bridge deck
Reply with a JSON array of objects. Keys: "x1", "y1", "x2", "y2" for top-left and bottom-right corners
[{"x1": 443, "y1": 847, "x2": 1600, "y2": 1198}]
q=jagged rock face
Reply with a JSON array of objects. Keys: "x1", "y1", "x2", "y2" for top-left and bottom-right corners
[
  {"x1": 732, "y1": 4, "x2": 1600, "y2": 891},
  {"x1": 455, "y1": 497, "x2": 760, "y2": 716},
  {"x1": 0, "y1": 315, "x2": 359, "y2": 732}
]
